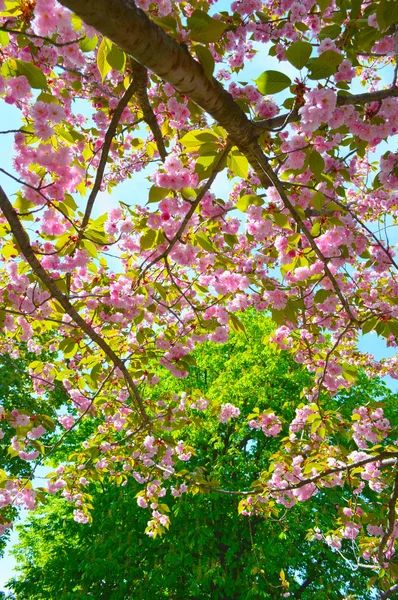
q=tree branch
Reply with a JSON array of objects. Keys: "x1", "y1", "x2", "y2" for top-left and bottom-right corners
[
  {"x1": 379, "y1": 583, "x2": 398, "y2": 600},
  {"x1": 79, "y1": 76, "x2": 139, "y2": 234},
  {"x1": 131, "y1": 59, "x2": 167, "y2": 161},
  {"x1": 293, "y1": 554, "x2": 325, "y2": 599},
  {"x1": 158, "y1": 453, "x2": 398, "y2": 499},
  {"x1": 55, "y1": 0, "x2": 381, "y2": 326},
  {"x1": 255, "y1": 87, "x2": 398, "y2": 131},
  {"x1": 0, "y1": 24, "x2": 84, "y2": 46},
  {"x1": 246, "y1": 143, "x2": 358, "y2": 323},
  {"x1": 0, "y1": 186, "x2": 149, "y2": 422},
  {"x1": 378, "y1": 467, "x2": 398, "y2": 564},
  {"x1": 268, "y1": 453, "x2": 398, "y2": 494}
]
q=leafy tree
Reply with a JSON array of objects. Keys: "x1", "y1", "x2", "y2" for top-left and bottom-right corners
[
  {"x1": 0, "y1": 340, "x2": 66, "y2": 554},
  {"x1": 7, "y1": 315, "x2": 397, "y2": 599}
]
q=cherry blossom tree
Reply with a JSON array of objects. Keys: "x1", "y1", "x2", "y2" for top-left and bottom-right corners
[{"x1": 0, "y1": 0, "x2": 397, "y2": 596}]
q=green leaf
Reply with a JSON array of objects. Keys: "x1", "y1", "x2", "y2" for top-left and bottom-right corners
[
  {"x1": 63, "y1": 193, "x2": 78, "y2": 210},
  {"x1": 314, "y1": 289, "x2": 331, "y2": 304},
  {"x1": 148, "y1": 186, "x2": 170, "y2": 204},
  {"x1": 180, "y1": 129, "x2": 218, "y2": 148},
  {"x1": 236, "y1": 194, "x2": 263, "y2": 212},
  {"x1": 308, "y1": 50, "x2": 343, "y2": 80},
  {"x1": 388, "y1": 320, "x2": 398, "y2": 337},
  {"x1": 285, "y1": 41, "x2": 312, "y2": 70},
  {"x1": 224, "y1": 233, "x2": 238, "y2": 247},
  {"x1": 37, "y1": 92, "x2": 59, "y2": 104},
  {"x1": 106, "y1": 43, "x2": 126, "y2": 73},
  {"x1": 318, "y1": 0, "x2": 333, "y2": 14},
  {"x1": 255, "y1": 70, "x2": 291, "y2": 95},
  {"x1": 97, "y1": 38, "x2": 112, "y2": 83},
  {"x1": 342, "y1": 365, "x2": 358, "y2": 383},
  {"x1": 229, "y1": 314, "x2": 247, "y2": 334},
  {"x1": 71, "y1": 13, "x2": 83, "y2": 31},
  {"x1": 196, "y1": 150, "x2": 218, "y2": 169},
  {"x1": 195, "y1": 233, "x2": 216, "y2": 253},
  {"x1": 309, "y1": 151, "x2": 325, "y2": 176},
  {"x1": 140, "y1": 229, "x2": 157, "y2": 251},
  {"x1": 312, "y1": 191, "x2": 325, "y2": 210},
  {"x1": 311, "y1": 417, "x2": 322, "y2": 434},
  {"x1": 271, "y1": 309, "x2": 286, "y2": 326},
  {"x1": 227, "y1": 150, "x2": 249, "y2": 179},
  {"x1": 79, "y1": 35, "x2": 98, "y2": 52},
  {"x1": 81, "y1": 239, "x2": 97, "y2": 258},
  {"x1": 362, "y1": 316, "x2": 379, "y2": 335},
  {"x1": 150, "y1": 15, "x2": 177, "y2": 32},
  {"x1": 194, "y1": 45, "x2": 215, "y2": 82},
  {"x1": 273, "y1": 213, "x2": 291, "y2": 229},
  {"x1": 63, "y1": 341, "x2": 78, "y2": 359},
  {"x1": 0, "y1": 30, "x2": 9, "y2": 47},
  {"x1": 326, "y1": 201, "x2": 342, "y2": 212},
  {"x1": 319, "y1": 24, "x2": 341, "y2": 40},
  {"x1": 376, "y1": 0, "x2": 398, "y2": 30},
  {"x1": 187, "y1": 10, "x2": 227, "y2": 43},
  {"x1": 15, "y1": 60, "x2": 47, "y2": 89}
]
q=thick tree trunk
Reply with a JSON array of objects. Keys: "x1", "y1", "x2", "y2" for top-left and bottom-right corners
[{"x1": 57, "y1": 0, "x2": 258, "y2": 149}]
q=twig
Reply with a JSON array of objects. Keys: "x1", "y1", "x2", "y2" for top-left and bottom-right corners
[
  {"x1": 268, "y1": 453, "x2": 398, "y2": 494},
  {"x1": 379, "y1": 583, "x2": 398, "y2": 599},
  {"x1": 0, "y1": 24, "x2": 84, "y2": 47},
  {"x1": 0, "y1": 129, "x2": 31, "y2": 135},
  {"x1": 0, "y1": 167, "x2": 48, "y2": 201},
  {"x1": 293, "y1": 554, "x2": 325, "y2": 598}
]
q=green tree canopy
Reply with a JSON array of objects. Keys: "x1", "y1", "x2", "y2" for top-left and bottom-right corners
[{"x1": 7, "y1": 314, "x2": 397, "y2": 599}]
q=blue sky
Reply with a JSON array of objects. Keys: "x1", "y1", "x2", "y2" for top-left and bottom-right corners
[{"x1": 0, "y1": 3, "x2": 397, "y2": 591}]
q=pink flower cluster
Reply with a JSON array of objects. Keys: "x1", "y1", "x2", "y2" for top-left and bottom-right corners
[
  {"x1": 299, "y1": 88, "x2": 337, "y2": 132},
  {"x1": 351, "y1": 406, "x2": 391, "y2": 449},
  {"x1": 289, "y1": 404, "x2": 316, "y2": 434},
  {"x1": 136, "y1": 0, "x2": 173, "y2": 17},
  {"x1": 219, "y1": 403, "x2": 241, "y2": 423},
  {"x1": 153, "y1": 155, "x2": 198, "y2": 190},
  {"x1": 268, "y1": 457, "x2": 317, "y2": 508},
  {"x1": 249, "y1": 412, "x2": 282, "y2": 437},
  {"x1": 58, "y1": 415, "x2": 75, "y2": 429},
  {"x1": 4, "y1": 76, "x2": 31, "y2": 105}
]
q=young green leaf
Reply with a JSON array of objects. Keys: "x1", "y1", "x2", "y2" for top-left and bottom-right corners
[
  {"x1": 255, "y1": 70, "x2": 292, "y2": 94},
  {"x1": 194, "y1": 45, "x2": 215, "y2": 82},
  {"x1": 285, "y1": 41, "x2": 312, "y2": 70}
]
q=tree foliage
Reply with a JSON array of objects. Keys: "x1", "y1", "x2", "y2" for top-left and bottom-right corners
[
  {"x1": 8, "y1": 315, "x2": 397, "y2": 599},
  {"x1": 0, "y1": 339, "x2": 66, "y2": 554}
]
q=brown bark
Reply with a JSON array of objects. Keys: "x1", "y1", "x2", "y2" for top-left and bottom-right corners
[
  {"x1": 57, "y1": 0, "x2": 258, "y2": 149},
  {"x1": 378, "y1": 469, "x2": 398, "y2": 563},
  {"x1": 131, "y1": 59, "x2": 168, "y2": 162}
]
